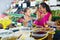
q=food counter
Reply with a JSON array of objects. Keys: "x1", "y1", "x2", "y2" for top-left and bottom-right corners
[{"x1": 0, "y1": 27, "x2": 55, "y2": 40}]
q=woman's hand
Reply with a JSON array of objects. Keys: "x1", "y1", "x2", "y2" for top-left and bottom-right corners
[
  {"x1": 45, "y1": 24, "x2": 48, "y2": 28},
  {"x1": 44, "y1": 23, "x2": 49, "y2": 28},
  {"x1": 49, "y1": 14, "x2": 52, "y2": 21},
  {"x1": 32, "y1": 24, "x2": 36, "y2": 28}
]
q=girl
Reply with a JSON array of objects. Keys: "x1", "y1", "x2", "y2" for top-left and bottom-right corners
[
  {"x1": 23, "y1": 8, "x2": 33, "y2": 27},
  {"x1": 34, "y1": 2, "x2": 52, "y2": 27}
]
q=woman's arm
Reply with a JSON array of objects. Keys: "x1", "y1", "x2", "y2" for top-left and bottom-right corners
[
  {"x1": 44, "y1": 14, "x2": 52, "y2": 27},
  {"x1": 33, "y1": 23, "x2": 36, "y2": 28},
  {"x1": 49, "y1": 14, "x2": 52, "y2": 21}
]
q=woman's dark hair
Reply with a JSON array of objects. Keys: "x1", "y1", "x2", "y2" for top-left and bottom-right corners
[{"x1": 40, "y1": 2, "x2": 51, "y2": 13}]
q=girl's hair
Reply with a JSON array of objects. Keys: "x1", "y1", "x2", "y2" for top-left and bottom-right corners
[
  {"x1": 40, "y1": 2, "x2": 51, "y2": 13},
  {"x1": 24, "y1": 7, "x2": 29, "y2": 13}
]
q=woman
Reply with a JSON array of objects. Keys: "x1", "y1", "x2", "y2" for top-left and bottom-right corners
[{"x1": 34, "y1": 2, "x2": 52, "y2": 27}]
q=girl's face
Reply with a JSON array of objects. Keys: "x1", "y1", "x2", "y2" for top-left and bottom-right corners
[
  {"x1": 27, "y1": 8, "x2": 31, "y2": 13},
  {"x1": 39, "y1": 5, "x2": 46, "y2": 13},
  {"x1": 26, "y1": 8, "x2": 31, "y2": 15}
]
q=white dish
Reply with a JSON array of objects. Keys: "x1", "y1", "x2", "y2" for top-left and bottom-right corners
[{"x1": 32, "y1": 33, "x2": 46, "y2": 37}]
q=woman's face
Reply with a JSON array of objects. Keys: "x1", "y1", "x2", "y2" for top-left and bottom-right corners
[{"x1": 39, "y1": 5, "x2": 46, "y2": 13}]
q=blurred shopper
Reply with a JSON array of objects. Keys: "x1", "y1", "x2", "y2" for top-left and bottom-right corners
[
  {"x1": 53, "y1": 20, "x2": 60, "y2": 40},
  {"x1": 34, "y1": 2, "x2": 52, "y2": 27}
]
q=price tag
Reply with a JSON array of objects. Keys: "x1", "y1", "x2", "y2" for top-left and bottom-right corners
[
  {"x1": 18, "y1": 1, "x2": 22, "y2": 6},
  {"x1": 30, "y1": 1, "x2": 36, "y2": 6},
  {"x1": 22, "y1": 3, "x2": 27, "y2": 8}
]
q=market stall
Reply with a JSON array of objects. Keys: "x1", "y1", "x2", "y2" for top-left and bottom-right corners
[
  {"x1": 0, "y1": 27, "x2": 55, "y2": 40},
  {"x1": 0, "y1": 0, "x2": 60, "y2": 40}
]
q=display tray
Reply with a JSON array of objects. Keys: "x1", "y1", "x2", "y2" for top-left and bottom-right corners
[
  {"x1": 30, "y1": 28, "x2": 48, "y2": 40},
  {"x1": 30, "y1": 33, "x2": 48, "y2": 40},
  {"x1": 0, "y1": 27, "x2": 55, "y2": 40},
  {"x1": 32, "y1": 28, "x2": 54, "y2": 32},
  {"x1": 31, "y1": 35, "x2": 46, "y2": 39}
]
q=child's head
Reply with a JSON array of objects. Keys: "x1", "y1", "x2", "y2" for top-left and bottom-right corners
[
  {"x1": 24, "y1": 8, "x2": 30, "y2": 13},
  {"x1": 24, "y1": 7, "x2": 31, "y2": 15}
]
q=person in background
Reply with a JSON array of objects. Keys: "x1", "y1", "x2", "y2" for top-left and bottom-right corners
[
  {"x1": 34, "y1": 2, "x2": 52, "y2": 28},
  {"x1": 23, "y1": 8, "x2": 32, "y2": 27},
  {"x1": 53, "y1": 20, "x2": 60, "y2": 40}
]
